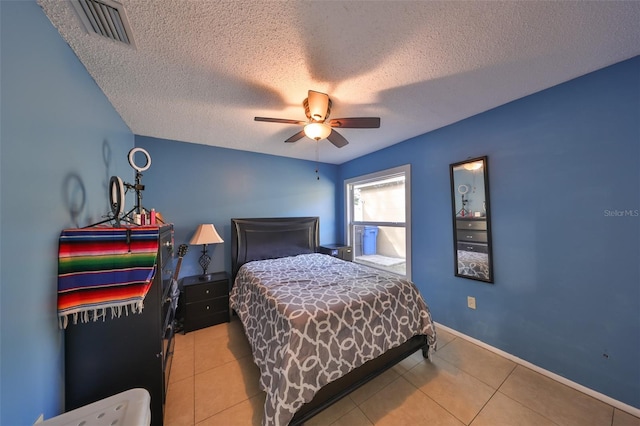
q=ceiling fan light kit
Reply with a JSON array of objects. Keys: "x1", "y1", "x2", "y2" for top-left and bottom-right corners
[
  {"x1": 254, "y1": 90, "x2": 381, "y2": 148},
  {"x1": 463, "y1": 161, "x2": 484, "y2": 171},
  {"x1": 304, "y1": 122, "x2": 332, "y2": 141}
]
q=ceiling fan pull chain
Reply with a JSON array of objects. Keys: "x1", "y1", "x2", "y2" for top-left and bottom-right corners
[{"x1": 315, "y1": 141, "x2": 320, "y2": 180}]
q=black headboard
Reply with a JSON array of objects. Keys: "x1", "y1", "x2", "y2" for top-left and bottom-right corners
[{"x1": 231, "y1": 217, "x2": 319, "y2": 280}]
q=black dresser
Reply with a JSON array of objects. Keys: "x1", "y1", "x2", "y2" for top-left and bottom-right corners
[
  {"x1": 318, "y1": 244, "x2": 353, "y2": 261},
  {"x1": 64, "y1": 224, "x2": 176, "y2": 425},
  {"x1": 180, "y1": 272, "x2": 230, "y2": 333},
  {"x1": 456, "y1": 218, "x2": 488, "y2": 253}
]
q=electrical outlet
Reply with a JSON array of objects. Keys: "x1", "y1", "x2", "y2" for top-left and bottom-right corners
[{"x1": 467, "y1": 296, "x2": 476, "y2": 309}]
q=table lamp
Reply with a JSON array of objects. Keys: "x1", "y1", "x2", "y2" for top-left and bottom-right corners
[{"x1": 189, "y1": 224, "x2": 224, "y2": 277}]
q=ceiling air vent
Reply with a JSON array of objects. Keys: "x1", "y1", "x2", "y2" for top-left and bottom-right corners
[{"x1": 71, "y1": 0, "x2": 135, "y2": 47}]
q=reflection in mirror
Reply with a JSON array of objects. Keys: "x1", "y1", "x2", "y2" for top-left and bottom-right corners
[{"x1": 450, "y1": 156, "x2": 493, "y2": 283}]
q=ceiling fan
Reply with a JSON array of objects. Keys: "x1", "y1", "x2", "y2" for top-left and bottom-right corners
[{"x1": 254, "y1": 90, "x2": 380, "y2": 148}]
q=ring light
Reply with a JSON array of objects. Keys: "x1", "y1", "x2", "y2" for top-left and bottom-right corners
[
  {"x1": 128, "y1": 148, "x2": 151, "y2": 172},
  {"x1": 109, "y1": 176, "x2": 125, "y2": 217},
  {"x1": 457, "y1": 184, "x2": 469, "y2": 195}
]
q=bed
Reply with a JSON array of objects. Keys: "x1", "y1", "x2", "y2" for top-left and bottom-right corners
[{"x1": 229, "y1": 217, "x2": 437, "y2": 425}]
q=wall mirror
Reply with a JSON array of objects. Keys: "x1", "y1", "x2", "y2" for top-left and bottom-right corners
[{"x1": 450, "y1": 156, "x2": 493, "y2": 283}]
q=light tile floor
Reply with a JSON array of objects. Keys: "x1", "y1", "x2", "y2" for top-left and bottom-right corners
[{"x1": 165, "y1": 318, "x2": 639, "y2": 426}]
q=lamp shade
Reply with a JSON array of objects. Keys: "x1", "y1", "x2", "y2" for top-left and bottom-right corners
[
  {"x1": 304, "y1": 122, "x2": 332, "y2": 141},
  {"x1": 189, "y1": 224, "x2": 224, "y2": 245}
]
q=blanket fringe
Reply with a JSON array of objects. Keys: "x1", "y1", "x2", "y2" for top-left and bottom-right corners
[{"x1": 58, "y1": 301, "x2": 146, "y2": 329}]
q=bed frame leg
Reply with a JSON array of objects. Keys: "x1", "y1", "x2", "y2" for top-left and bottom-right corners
[{"x1": 422, "y1": 347, "x2": 429, "y2": 359}]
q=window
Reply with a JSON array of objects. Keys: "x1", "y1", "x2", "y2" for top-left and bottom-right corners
[{"x1": 345, "y1": 165, "x2": 411, "y2": 279}]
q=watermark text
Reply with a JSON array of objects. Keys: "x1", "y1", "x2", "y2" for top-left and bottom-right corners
[{"x1": 603, "y1": 209, "x2": 639, "y2": 217}]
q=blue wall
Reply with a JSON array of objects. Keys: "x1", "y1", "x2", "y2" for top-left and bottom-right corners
[
  {"x1": 339, "y1": 57, "x2": 640, "y2": 409},
  {"x1": 134, "y1": 136, "x2": 339, "y2": 278},
  {"x1": 0, "y1": 2, "x2": 135, "y2": 423},
  {"x1": 1, "y1": 0, "x2": 637, "y2": 422}
]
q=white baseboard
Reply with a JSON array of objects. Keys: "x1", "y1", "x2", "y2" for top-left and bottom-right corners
[{"x1": 434, "y1": 322, "x2": 640, "y2": 419}]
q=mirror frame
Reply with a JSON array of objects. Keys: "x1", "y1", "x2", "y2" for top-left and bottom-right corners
[{"x1": 449, "y1": 156, "x2": 494, "y2": 283}]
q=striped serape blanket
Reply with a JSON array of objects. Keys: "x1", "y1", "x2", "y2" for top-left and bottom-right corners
[{"x1": 58, "y1": 226, "x2": 160, "y2": 329}]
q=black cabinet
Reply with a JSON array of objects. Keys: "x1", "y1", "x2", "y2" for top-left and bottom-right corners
[
  {"x1": 456, "y1": 218, "x2": 488, "y2": 253},
  {"x1": 181, "y1": 272, "x2": 230, "y2": 333},
  {"x1": 64, "y1": 225, "x2": 175, "y2": 426},
  {"x1": 319, "y1": 244, "x2": 353, "y2": 261}
]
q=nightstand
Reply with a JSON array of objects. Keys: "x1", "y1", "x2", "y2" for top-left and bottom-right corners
[
  {"x1": 318, "y1": 244, "x2": 353, "y2": 261},
  {"x1": 180, "y1": 272, "x2": 230, "y2": 333}
]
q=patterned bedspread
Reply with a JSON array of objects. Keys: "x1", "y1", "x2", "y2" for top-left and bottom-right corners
[
  {"x1": 230, "y1": 253, "x2": 436, "y2": 425},
  {"x1": 457, "y1": 250, "x2": 490, "y2": 280}
]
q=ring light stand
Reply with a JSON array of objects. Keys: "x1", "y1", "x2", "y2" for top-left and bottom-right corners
[
  {"x1": 456, "y1": 184, "x2": 470, "y2": 217},
  {"x1": 127, "y1": 148, "x2": 151, "y2": 215},
  {"x1": 86, "y1": 148, "x2": 152, "y2": 228}
]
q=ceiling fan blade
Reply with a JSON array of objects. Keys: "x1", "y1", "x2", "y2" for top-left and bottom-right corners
[
  {"x1": 255, "y1": 117, "x2": 306, "y2": 125},
  {"x1": 285, "y1": 130, "x2": 306, "y2": 143},
  {"x1": 328, "y1": 117, "x2": 380, "y2": 128},
  {"x1": 327, "y1": 129, "x2": 349, "y2": 148},
  {"x1": 306, "y1": 90, "x2": 330, "y2": 121}
]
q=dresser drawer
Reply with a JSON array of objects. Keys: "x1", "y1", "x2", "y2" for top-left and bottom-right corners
[
  {"x1": 184, "y1": 280, "x2": 227, "y2": 303},
  {"x1": 188, "y1": 297, "x2": 229, "y2": 317},
  {"x1": 457, "y1": 229, "x2": 487, "y2": 243},
  {"x1": 456, "y1": 219, "x2": 487, "y2": 231},
  {"x1": 457, "y1": 241, "x2": 488, "y2": 254}
]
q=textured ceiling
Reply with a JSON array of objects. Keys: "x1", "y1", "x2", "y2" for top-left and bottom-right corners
[{"x1": 38, "y1": 0, "x2": 640, "y2": 165}]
